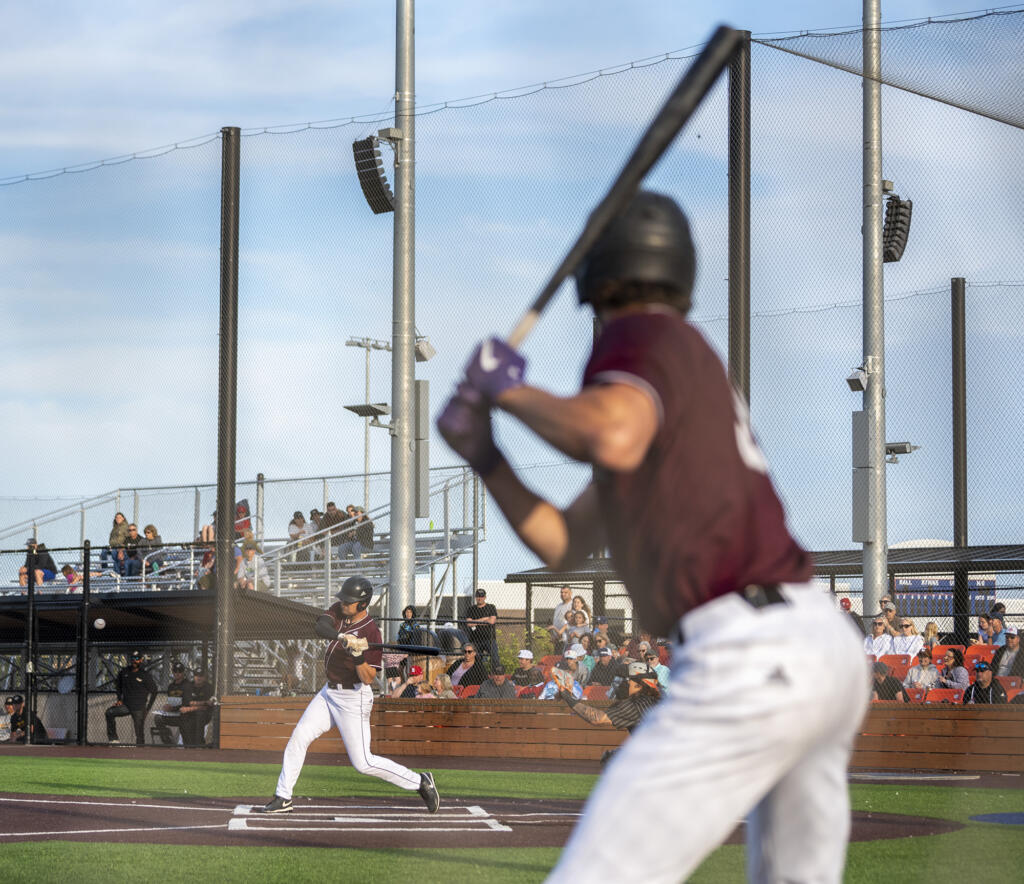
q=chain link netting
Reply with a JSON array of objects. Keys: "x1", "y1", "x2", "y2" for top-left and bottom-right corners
[{"x1": 1, "y1": 11, "x2": 1022, "y2": 710}]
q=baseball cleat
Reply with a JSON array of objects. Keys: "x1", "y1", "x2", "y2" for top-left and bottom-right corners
[
  {"x1": 108, "y1": 739, "x2": 121, "y2": 745},
  {"x1": 418, "y1": 771, "x2": 440, "y2": 813},
  {"x1": 255, "y1": 795, "x2": 293, "y2": 813}
]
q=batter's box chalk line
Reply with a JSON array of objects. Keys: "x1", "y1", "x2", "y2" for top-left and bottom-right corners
[{"x1": 230, "y1": 803, "x2": 511, "y2": 833}]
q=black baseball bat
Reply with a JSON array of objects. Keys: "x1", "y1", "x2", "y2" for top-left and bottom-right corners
[{"x1": 507, "y1": 24, "x2": 744, "y2": 347}]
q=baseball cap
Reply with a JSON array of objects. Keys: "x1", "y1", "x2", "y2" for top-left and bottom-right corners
[
  {"x1": 627, "y1": 661, "x2": 653, "y2": 678},
  {"x1": 595, "y1": 615, "x2": 608, "y2": 625},
  {"x1": 597, "y1": 648, "x2": 613, "y2": 657},
  {"x1": 973, "y1": 660, "x2": 991, "y2": 672},
  {"x1": 1004, "y1": 625, "x2": 1018, "y2": 636},
  {"x1": 4, "y1": 696, "x2": 18, "y2": 705},
  {"x1": 475, "y1": 588, "x2": 487, "y2": 597},
  {"x1": 194, "y1": 667, "x2": 207, "y2": 677},
  {"x1": 517, "y1": 649, "x2": 534, "y2": 659},
  {"x1": 839, "y1": 597, "x2": 852, "y2": 611},
  {"x1": 989, "y1": 610, "x2": 1005, "y2": 622},
  {"x1": 491, "y1": 664, "x2": 506, "y2": 676},
  {"x1": 409, "y1": 665, "x2": 423, "y2": 677},
  {"x1": 130, "y1": 650, "x2": 143, "y2": 662},
  {"x1": 565, "y1": 644, "x2": 586, "y2": 660},
  {"x1": 293, "y1": 511, "x2": 304, "y2": 519},
  {"x1": 171, "y1": 662, "x2": 186, "y2": 673},
  {"x1": 882, "y1": 602, "x2": 896, "y2": 612}
]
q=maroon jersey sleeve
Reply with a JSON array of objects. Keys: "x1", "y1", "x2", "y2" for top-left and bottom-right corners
[{"x1": 583, "y1": 311, "x2": 812, "y2": 635}]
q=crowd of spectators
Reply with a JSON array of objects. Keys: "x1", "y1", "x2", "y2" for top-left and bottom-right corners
[
  {"x1": 286, "y1": 502, "x2": 375, "y2": 562},
  {"x1": 862, "y1": 595, "x2": 1023, "y2": 705}
]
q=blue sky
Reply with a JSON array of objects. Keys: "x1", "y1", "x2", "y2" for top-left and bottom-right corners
[{"x1": 1, "y1": 1, "x2": 1020, "y2": 584}]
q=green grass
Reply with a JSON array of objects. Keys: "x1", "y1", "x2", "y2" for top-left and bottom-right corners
[{"x1": 3, "y1": 757, "x2": 1023, "y2": 883}]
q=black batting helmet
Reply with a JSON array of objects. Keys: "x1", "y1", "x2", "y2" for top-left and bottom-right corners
[
  {"x1": 575, "y1": 190, "x2": 696, "y2": 315},
  {"x1": 335, "y1": 575, "x2": 373, "y2": 611}
]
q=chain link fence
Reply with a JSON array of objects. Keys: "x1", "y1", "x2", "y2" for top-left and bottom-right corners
[{"x1": 1, "y1": 10, "x2": 1022, "y2": 717}]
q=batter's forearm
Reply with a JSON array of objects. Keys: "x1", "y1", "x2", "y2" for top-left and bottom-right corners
[{"x1": 497, "y1": 386, "x2": 597, "y2": 461}]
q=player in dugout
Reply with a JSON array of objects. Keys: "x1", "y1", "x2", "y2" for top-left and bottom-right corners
[{"x1": 438, "y1": 189, "x2": 869, "y2": 882}]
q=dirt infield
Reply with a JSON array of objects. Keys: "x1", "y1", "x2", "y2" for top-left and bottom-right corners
[{"x1": 0, "y1": 792, "x2": 963, "y2": 848}]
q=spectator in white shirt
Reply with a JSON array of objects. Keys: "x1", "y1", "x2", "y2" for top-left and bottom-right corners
[
  {"x1": 890, "y1": 619, "x2": 924, "y2": 658},
  {"x1": 863, "y1": 617, "x2": 894, "y2": 657},
  {"x1": 547, "y1": 585, "x2": 573, "y2": 649},
  {"x1": 902, "y1": 647, "x2": 940, "y2": 692}
]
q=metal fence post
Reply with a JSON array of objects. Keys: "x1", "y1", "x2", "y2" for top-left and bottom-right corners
[{"x1": 77, "y1": 541, "x2": 91, "y2": 745}]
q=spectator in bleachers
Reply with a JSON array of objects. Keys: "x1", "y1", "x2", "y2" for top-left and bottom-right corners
[
  {"x1": 235, "y1": 542, "x2": 270, "y2": 592},
  {"x1": 564, "y1": 610, "x2": 590, "y2": 647},
  {"x1": 511, "y1": 649, "x2": 544, "y2": 687},
  {"x1": 570, "y1": 595, "x2": 592, "y2": 626},
  {"x1": 354, "y1": 506, "x2": 375, "y2": 554},
  {"x1": 390, "y1": 664, "x2": 426, "y2": 699},
  {"x1": 539, "y1": 659, "x2": 584, "y2": 700},
  {"x1": 120, "y1": 524, "x2": 145, "y2": 577},
  {"x1": 141, "y1": 524, "x2": 164, "y2": 573},
  {"x1": 973, "y1": 613, "x2": 992, "y2": 645},
  {"x1": 447, "y1": 643, "x2": 487, "y2": 688},
  {"x1": 878, "y1": 597, "x2": 900, "y2": 637},
  {"x1": 577, "y1": 633, "x2": 595, "y2": 671},
  {"x1": 319, "y1": 501, "x2": 347, "y2": 558},
  {"x1": 863, "y1": 617, "x2": 893, "y2": 657},
  {"x1": 644, "y1": 648, "x2": 671, "y2": 694},
  {"x1": 397, "y1": 606, "x2": 421, "y2": 647},
  {"x1": 592, "y1": 615, "x2": 620, "y2": 647},
  {"x1": 59, "y1": 564, "x2": 103, "y2": 592},
  {"x1": 563, "y1": 644, "x2": 590, "y2": 687},
  {"x1": 288, "y1": 512, "x2": 312, "y2": 562},
  {"x1": 837, "y1": 597, "x2": 865, "y2": 635},
  {"x1": 987, "y1": 611, "x2": 1008, "y2": 647},
  {"x1": 902, "y1": 648, "x2": 940, "y2": 693},
  {"x1": 336, "y1": 504, "x2": 368, "y2": 559},
  {"x1": 19, "y1": 538, "x2": 58, "y2": 587},
  {"x1": 921, "y1": 621, "x2": 941, "y2": 649},
  {"x1": 101, "y1": 512, "x2": 130, "y2": 571},
  {"x1": 992, "y1": 626, "x2": 1023, "y2": 678},
  {"x1": 890, "y1": 619, "x2": 923, "y2": 658},
  {"x1": 465, "y1": 588, "x2": 499, "y2": 667},
  {"x1": 937, "y1": 648, "x2": 970, "y2": 692},
  {"x1": 870, "y1": 661, "x2": 906, "y2": 702},
  {"x1": 963, "y1": 661, "x2": 1007, "y2": 704},
  {"x1": 431, "y1": 673, "x2": 457, "y2": 699},
  {"x1": 547, "y1": 585, "x2": 573, "y2": 649},
  {"x1": 477, "y1": 664, "x2": 517, "y2": 699},
  {"x1": 589, "y1": 647, "x2": 626, "y2": 686}
]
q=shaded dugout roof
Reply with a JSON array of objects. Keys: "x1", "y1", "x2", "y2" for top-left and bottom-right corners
[
  {"x1": 504, "y1": 545, "x2": 1024, "y2": 585},
  {"x1": 0, "y1": 587, "x2": 324, "y2": 646}
]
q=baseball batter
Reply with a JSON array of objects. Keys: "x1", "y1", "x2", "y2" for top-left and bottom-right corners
[
  {"x1": 257, "y1": 576, "x2": 439, "y2": 814},
  {"x1": 438, "y1": 191, "x2": 869, "y2": 882}
]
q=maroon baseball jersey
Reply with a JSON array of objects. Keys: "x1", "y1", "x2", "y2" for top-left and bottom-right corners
[
  {"x1": 583, "y1": 309, "x2": 812, "y2": 635},
  {"x1": 323, "y1": 602, "x2": 383, "y2": 684}
]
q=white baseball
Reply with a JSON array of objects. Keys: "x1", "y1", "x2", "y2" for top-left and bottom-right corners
[{"x1": 93, "y1": 618, "x2": 106, "y2": 630}]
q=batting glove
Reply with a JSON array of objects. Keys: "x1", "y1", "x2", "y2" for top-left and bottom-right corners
[
  {"x1": 464, "y1": 337, "x2": 525, "y2": 401},
  {"x1": 437, "y1": 383, "x2": 506, "y2": 477}
]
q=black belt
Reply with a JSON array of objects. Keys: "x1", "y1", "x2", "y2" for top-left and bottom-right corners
[
  {"x1": 674, "y1": 584, "x2": 787, "y2": 644},
  {"x1": 328, "y1": 680, "x2": 360, "y2": 690}
]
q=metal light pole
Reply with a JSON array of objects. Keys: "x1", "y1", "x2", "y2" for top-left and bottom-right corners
[
  {"x1": 389, "y1": 0, "x2": 416, "y2": 641},
  {"x1": 860, "y1": 0, "x2": 888, "y2": 617},
  {"x1": 346, "y1": 336, "x2": 392, "y2": 510}
]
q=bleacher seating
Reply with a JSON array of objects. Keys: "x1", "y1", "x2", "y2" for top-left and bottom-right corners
[
  {"x1": 997, "y1": 675, "x2": 1022, "y2": 693},
  {"x1": 965, "y1": 644, "x2": 997, "y2": 670},
  {"x1": 879, "y1": 654, "x2": 912, "y2": 681},
  {"x1": 930, "y1": 644, "x2": 965, "y2": 663},
  {"x1": 905, "y1": 686, "x2": 927, "y2": 703},
  {"x1": 583, "y1": 684, "x2": 609, "y2": 700},
  {"x1": 459, "y1": 684, "x2": 480, "y2": 698},
  {"x1": 924, "y1": 688, "x2": 964, "y2": 704}
]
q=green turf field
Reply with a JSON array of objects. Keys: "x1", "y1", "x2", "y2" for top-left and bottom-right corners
[{"x1": 3, "y1": 757, "x2": 1023, "y2": 883}]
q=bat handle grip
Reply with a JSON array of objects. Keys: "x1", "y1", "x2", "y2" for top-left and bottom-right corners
[{"x1": 507, "y1": 310, "x2": 540, "y2": 350}]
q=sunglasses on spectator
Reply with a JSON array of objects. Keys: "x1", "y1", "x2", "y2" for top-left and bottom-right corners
[{"x1": 901, "y1": 623, "x2": 913, "y2": 628}]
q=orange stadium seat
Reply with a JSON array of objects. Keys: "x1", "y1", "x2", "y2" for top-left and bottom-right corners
[
  {"x1": 1006, "y1": 688, "x2": 1022, "y2": 703},
  {"x1": 516, "y1": 685, "x2": 542, "y2": 698},
  {"x1": 583, "y1": 685, "x2": 609, "y2": 700},
  {"x1": 904, "y1": 686, "x2": 927, "y2": 703},
  {"x1": 540, "y1": 655, "x2": 562, "y2": 669},
  {"x1": 965, "y1": 644, "x2": 997, "y2": 668},
  {"x1": 930, "y1": 644, "x2": 965, "y2": 663},
  {"x1": 451, "y1": 685, "x2": 465, "y2": 698},
  {"x1": 996, "y1": 675, "x2": 1022, "y2": 693},
  {"x1": 879, "y1": 654, "x2": 912, "y2": 681},
  {"x1": 924, "y1": 688, "x2": 963, "y2": 704},
  {"x1": 460, "y1": 684, "x2": 480, "y2": 698}
]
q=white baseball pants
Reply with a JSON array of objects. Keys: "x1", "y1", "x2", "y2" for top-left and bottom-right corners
[
  {"x1": 275, "y1": 683, "x2": 421, "y2": 800},
  {"x1": 546, "y1": 582, "x2": 871, "y2": 884}
]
